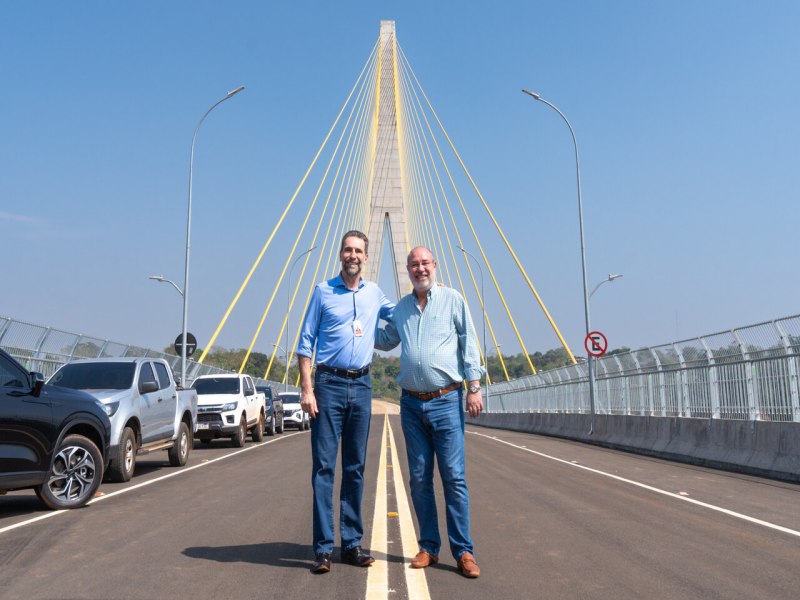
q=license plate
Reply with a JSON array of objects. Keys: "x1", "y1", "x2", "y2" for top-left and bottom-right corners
[{"x1": 197, "y1": 423, "x2": 210, "y2": 430}]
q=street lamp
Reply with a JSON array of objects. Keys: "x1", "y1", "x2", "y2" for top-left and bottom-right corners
[
  {"x1": 286, "y1": 247, "x2": 316, "y2": 392},
  {"x1": 180, "y1": 85, "x2": 245, "y2": 386},
  {"x1": 148, "y1": 275, "x2": 184, "y2": 297},
  {"x1": 590, "y1": 273, "x2": 623, "y2": 299},
  {"x1": 522, "y1": 89, "x2": 596, "y2": 432},
  {"x1": 458, "y1": 246, "x2": 489, "y2": 409},
  {"x1": 272, "y1": 343, "x2": 289, "y2": 391}
]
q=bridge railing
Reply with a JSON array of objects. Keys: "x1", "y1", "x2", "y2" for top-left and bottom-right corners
[
  {"x1": 486, "y1": 314, "x2": 800, "y2": 422},
  {"x1": 0, "y1": 316, "x2": 290, "y2": 390}
]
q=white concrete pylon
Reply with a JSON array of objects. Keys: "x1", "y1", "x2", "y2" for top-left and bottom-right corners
[{"x1": 364, "y1": 20, "x2": 409, "y2": 299}]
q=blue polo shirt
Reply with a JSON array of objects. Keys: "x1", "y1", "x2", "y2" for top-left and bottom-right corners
[{"x1": 296, "y1": 274, "x2": 393, "y2": 370}]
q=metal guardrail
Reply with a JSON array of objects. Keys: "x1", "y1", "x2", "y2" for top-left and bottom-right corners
[
  {"x1": 0, "y1": 316, "x2": 292, "y2": 391},
  {"x1": 487, "y1": 314, "x2": 800, "y2": 422}
]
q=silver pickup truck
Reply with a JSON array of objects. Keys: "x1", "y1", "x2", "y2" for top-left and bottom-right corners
[{"x1": 48, "y1": 358, "x2": 198, "y2": 482}]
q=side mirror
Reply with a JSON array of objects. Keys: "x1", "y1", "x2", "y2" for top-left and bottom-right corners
[
  {"x1": 29, "y1": 372, "x2": 44, "y2": 397},
  {"x1": 140, "y1": 380, "x2": 159, "y2": 394}
]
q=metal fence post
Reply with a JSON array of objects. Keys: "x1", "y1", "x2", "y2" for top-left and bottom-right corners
[
  {"x1": 732, "y1": 329, "x2": 758, "y2": 420},
  {"x1": 775, "y1": 319, "x2": 800, "y2": 422}
]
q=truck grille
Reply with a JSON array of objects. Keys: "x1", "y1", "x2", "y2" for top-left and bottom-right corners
[{"x1": 198, "y1": 414, "x2": 223, "y2": 424}]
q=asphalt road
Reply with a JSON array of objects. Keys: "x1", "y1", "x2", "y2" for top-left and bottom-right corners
[{"x1": 1, "y1": 400, "x2": 799, "y2": 599}]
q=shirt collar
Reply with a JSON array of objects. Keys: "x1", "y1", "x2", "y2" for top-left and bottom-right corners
[{"x1": 333, "y1": 273, "x2": 365, "y2": 290}]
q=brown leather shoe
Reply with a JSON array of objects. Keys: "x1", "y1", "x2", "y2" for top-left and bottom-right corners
[
  {"x1": 457, "y1": 552, "x2": 480, "y2": 578},
  {"x1": 410, "y1": 550, "x2": 439, "y2": 569}
]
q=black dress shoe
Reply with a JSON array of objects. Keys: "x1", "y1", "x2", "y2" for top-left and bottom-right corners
[
  {"x1": 341, "y1": 546, "x2": 375, "y2": 567},
  {"x1": 311, "y1": 553, "x2": 331, "y2": 574}
]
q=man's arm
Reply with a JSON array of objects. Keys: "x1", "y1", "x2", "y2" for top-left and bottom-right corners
[
  {"x1": 455, "y1": 293, "x2": 484, "y2": 418},
  {"x1": 375, "y1": 318, "x2": 401, "y2": 351},
  {"x1": 298, "y1": 355, "x2": 318, "y2": 418}
]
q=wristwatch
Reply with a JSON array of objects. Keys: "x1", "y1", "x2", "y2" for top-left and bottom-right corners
[{"x1": 468, "y1": 384, "x2": 480, "y2": 394}]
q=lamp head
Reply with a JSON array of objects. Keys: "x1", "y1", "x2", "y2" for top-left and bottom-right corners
[
  {"x1": 521, "y1": 89, "x2": 541, "y2": 100},
  {"x1": 228, "y1": 85, "x2": 245, "y2": 97}
]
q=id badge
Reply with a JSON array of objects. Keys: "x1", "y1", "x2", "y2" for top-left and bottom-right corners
[{"x1": 353, "y1": 319, "x2": 363, "y2": 337}]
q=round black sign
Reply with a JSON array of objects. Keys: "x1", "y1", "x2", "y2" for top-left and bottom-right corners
[{"x1": 174, "y1": 332, "x2": 198, "y2": 357}]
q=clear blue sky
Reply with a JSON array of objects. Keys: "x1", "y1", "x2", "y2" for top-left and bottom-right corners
[{"x1": 2, "y1": 1, "x2": 798, "y2": 359}]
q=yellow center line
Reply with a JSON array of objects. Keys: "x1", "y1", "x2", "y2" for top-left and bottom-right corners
[{"x1": 366, "y1": 411, "x2": 431, "y2": 600}]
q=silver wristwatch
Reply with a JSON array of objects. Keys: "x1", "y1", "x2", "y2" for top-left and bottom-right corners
[{"x1": 468, "y1": 384, "x2": 480, "y2": 394}]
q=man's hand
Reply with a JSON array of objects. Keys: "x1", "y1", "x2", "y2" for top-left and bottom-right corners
[
  {"x1": 301, "y1": 388, "x2": 318, "y2": 419},
  {"x1": 466, "y1": 388, "x2": 483, "y2": 418}
]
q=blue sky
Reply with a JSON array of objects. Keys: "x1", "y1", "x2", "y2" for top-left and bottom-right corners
[{"x1": 2, "y1": 1, "x2": 798, "y2": 360}]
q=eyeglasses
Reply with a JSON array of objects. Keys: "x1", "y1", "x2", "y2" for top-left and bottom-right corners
[{"x1": 407, "y1": 260, "x2": 435, "y2": 270}]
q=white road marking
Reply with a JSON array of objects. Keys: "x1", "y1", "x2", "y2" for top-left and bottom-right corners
[
  {"x1": 367, "y1": 417, "x2": 389, "y2": 598},
  {"x1": 0, "y1": 432, "x2": 301, "y2": 536},
  {"x1": 469, "y1": 430, "x2": 800, "y2": 539},
  {"x1": 388, "y1": 417, "x2": 431, "y2": 600}
]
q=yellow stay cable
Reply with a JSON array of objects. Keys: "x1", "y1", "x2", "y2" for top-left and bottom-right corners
[
  {"x1": 400, "y1": 46, "x2": 576, "y2": 365},
  {"x1": 247, "y1": 51, "x2": 378, "y2": 375},
  {"x1": 267, "y1": 62, "x2": 379, "y2": 378},
  {"x1": 198, "y1": 41, "x2": 378, "y2": 363},
  {"x1": 398, "y1": 51, "x2": 508, "y2": 379}
]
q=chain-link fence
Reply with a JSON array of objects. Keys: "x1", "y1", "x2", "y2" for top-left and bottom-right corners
[
  {"x1": 487, "y1": 314, "x2": 800, "y2": 422},
  {"x1": 0, "y1": 316, "x2": 291, "y2": 390}
]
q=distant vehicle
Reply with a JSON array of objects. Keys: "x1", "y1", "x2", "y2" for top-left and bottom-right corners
[
  {"x1": 48, "y1": 358, "x2": 198, "y2": 483},
  {"x1": 0, "y1": 348, "x2": 111, "y2": 509},
  {"x1": 279, "y1": 391, "x2": 309, "y2": 431},
  {"x1": 192, "y1": 374, "x2": 266, "y2": 447},
  {"x1": 256, "y1": 384, "x2": 284, "y2": 436}
]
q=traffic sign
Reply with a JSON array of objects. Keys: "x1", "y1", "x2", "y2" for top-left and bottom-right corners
[
  {"x1": 584, "y1": 331, "x2": 608, "y2": 357},
  {"x1": 174, "y1": 332, "x2": 197, "y2": 357}
]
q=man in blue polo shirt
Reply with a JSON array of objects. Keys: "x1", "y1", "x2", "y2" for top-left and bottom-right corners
[{"x1": 296, "y1": 230, "x2": 393, "y2": 574}]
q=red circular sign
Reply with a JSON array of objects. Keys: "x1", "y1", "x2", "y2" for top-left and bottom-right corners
[{"x1": 584, "y1": 331, "x2": 608, "y2": 357}]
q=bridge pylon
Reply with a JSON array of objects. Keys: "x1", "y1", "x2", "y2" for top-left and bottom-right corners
[{"x1": 364, "y1": 20, "x2": 409, "y2": 299}]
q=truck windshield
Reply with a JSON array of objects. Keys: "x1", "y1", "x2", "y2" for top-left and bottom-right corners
[
  {"x1": 50, "y1": 362, "x2": 136, "y2": 390},
  {"x1": 279, "y1": 393, "x2": 300, "y2": 404},
  {"x1": 192, "y1": 378, "x2": 241, "y2": 395}
]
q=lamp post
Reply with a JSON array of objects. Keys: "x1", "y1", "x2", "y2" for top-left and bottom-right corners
[
  {"x1": 458, "y1": 246, "x2": 489, "y2": 409},
  {"x1": 590, "y1": 273, "x2": 623, "y2": 299},
  {"x1": 286, "y1": 247, "x2": 316, "y2": 392},
  {"x1": 180, "y1": 85, "x2": 245, "y2": 386},
  {"x1": 148, "y1": 275, "x2": 184, "y2": 297},
  {"x1": 272, "y1": 343, "x2": 289, "y2": 391},
  {"x1": 522, "y1": 89, "x2": 595, "y2": 432}
]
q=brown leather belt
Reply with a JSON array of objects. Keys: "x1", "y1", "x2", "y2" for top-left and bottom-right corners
[{"x1": 403, "y1": 382, "x2": 461, "y2": 401}]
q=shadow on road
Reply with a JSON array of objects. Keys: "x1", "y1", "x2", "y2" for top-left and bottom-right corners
[
  {"x1": 184, "y1": 542, "x2": 314, "y2": 569},
  {"x1": 183, "y1": 542, "x2": 409, "y2": 571}
]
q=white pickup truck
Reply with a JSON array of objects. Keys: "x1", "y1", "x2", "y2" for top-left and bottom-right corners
[
  {"x1": 191, "y1": 374, "x2": 266, "y2": 447},
  {"x1": 48, "y1": 358, "x2": 198, "y2": 482}
]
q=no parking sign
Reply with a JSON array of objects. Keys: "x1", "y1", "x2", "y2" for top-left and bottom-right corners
[{"x1": 584, "y1": 331, "x2": 608, "y2": 357}]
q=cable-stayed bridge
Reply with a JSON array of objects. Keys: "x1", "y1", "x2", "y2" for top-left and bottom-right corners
[{"x1": 192, "y1": 20, "x2": 573, "y2": 385}]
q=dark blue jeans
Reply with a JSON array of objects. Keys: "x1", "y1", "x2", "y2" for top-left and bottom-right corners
[
  {"x1": 401, "y1": 387, "x2": 474, "y2": 560},
  {"x1": 310, "y1": 370, "x2": 372, "y2": 556}
]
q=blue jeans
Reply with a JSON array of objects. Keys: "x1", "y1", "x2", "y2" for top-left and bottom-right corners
[
  {"x1": 311, "y1": 370, "x2": 372, "y2": 556},
  {"x1": 401, "y1": 387, "x2": 474, "y2": 560}
]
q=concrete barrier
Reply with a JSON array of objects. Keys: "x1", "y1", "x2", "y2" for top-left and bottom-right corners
[{"x1": 466, "y1": 412, "x2": 800, "y2": 483}]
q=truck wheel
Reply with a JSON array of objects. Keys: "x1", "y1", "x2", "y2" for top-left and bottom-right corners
[
  {"x1": 266, "y1": 413, "x2": 275, "y2": 436},
  {"x1": 34, "y1": 434, "x2": 103, "y2": 510},
  {"x1": 252, "y1": 413, "x2": 265, "y2": 442},
  {"x1": 277, "y1": 417, "x2": 284, "y2": 434},
  {"x1": 231, "y1": 417, "x2": 246, "y2": 448},
  {"x1": 108, "y1": 426, "x2": 136, "y2": 482},
  {"x1": 168, "y1": 422, "x2": 191, "y2": 467}
]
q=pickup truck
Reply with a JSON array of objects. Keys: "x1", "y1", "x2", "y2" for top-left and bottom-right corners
[
  {"x1": 48, "y1": 358, "x2": 198, "y2": 482},
  {"x1": 192, "y1": 374, "x2": 266, "y2": 447}
]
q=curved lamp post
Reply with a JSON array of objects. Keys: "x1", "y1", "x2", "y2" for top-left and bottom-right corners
[
  {"x1": 285, "y1": 247, "x2": 316, "y2": 391},
  {"x1": 180, "y1": 85, "x2": 245, "y2": 385},
  {"x1": 522, "y1": 89, "x2": 595, "y2": 432},
  {"x1": 272, "y1": 343, "x2": 288, "y2": 391},
  {"x1": 458, "y1": 246, "x2": 489, "y2": 408},
  {"x1": 590, "y1": 273, "x2": 623, "y2": 299},
  {"x1": 148, "y1": 275, "x2": 184, "y2": 297}
]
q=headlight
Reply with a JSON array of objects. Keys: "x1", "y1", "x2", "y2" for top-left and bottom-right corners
[
  {"x1": 221, "y1": 402, "x2": 238, "y2": 412},
  {"x1": 105, "y1": 401, "x2": 120, "y2": 417}
]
